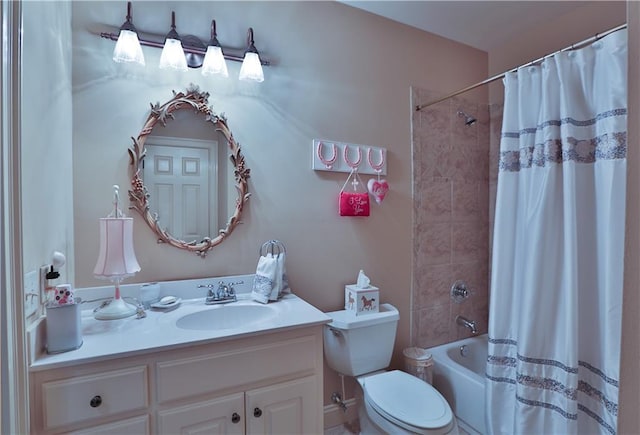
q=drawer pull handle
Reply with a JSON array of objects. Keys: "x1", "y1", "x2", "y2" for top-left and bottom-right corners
[
  {"x1": 253, "y1": 407, "x2": 262, "y2": 418},
  {"x1": 231, "y1": 412, "x2": 241, "y2": 424},
  {"x1": 89, "y1": 395, "x2": 102, "y2": 408}
]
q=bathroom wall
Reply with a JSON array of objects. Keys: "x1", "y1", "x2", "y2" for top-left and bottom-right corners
[
  {"x1": 21, "y1": 3, "x2": 74, "y2": 304},
  {"x1": 488, "y1": 1, "x2": 626, "y2": 104},
  {"x1": 69, "y1": 1, "x2": 488, "y2": 407},
  {"x1": 620, "y1": 4, "x2": 640, "y2": 432},
  {"x1": 410, "y1": 89, "x2": 490, "y2": 348}
]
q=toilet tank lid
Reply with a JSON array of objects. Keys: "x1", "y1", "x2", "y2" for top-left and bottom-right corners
[{"x1": 326, "y1": 303, "x2": 399, "y2": 329}]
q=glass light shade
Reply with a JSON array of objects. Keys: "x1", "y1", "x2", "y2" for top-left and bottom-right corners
[
  {"x1": 112, "y1": 29, "x2": 145, "y2": 65},
  {"x1": 239, "y1": 52, "x2": 264, "y2": 82},
  {"x1": 202, "y1": 46, "x2": 228, "y2": 77},
  {"x1": 159, "y1": 38, "x2": 188, "y2": 71}
]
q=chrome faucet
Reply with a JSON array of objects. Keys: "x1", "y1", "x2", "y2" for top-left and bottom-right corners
[
  {"x1": 199, "y1": 281, "x2": 237, "y2": 305},
  {"x1": 456, "y1": 315, "x2": 478, "y2": 335}
]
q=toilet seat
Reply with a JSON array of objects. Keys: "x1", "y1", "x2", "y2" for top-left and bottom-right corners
[{"x1": 362, "y1": 370, "x2": 454, "y2": 433}]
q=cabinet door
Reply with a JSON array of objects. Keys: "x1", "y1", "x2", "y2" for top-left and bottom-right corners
[
  {"x1": 158, "y1": 392, "x2": 244, "y2": 435},
  {"x1": 246, "y1": 376, "x2": 319, "y2": 435}
]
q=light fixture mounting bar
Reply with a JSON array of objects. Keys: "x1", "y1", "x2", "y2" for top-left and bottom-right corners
[{"x1": 100, "y1": 31, "x2": 270, "y2": 66}]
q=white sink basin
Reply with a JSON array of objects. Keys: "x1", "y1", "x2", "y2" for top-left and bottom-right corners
[{"x1": 176, "y1": 304, "x2": 277, "y2": 331}]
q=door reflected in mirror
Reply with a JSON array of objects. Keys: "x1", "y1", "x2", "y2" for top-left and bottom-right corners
[
  {"x1": 128, "y1": 85, "x2": 250, "y2": 257},
  {"x1": 143, "y1": 135, "x2": 219, "y2": 242}
]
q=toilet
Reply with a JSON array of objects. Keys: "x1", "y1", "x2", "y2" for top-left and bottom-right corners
[{"x1": 324, "y1": 303, "x2": 459, "y2": 435}]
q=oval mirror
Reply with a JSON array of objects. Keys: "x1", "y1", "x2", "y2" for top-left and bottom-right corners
[{"x1": 128, "y1": 86, "x2": 250, "y2": 257}]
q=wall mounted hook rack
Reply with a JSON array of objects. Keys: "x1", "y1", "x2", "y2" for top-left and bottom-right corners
[{"x1": 311, "y1": 139, "x2": 387, "y2": 176}]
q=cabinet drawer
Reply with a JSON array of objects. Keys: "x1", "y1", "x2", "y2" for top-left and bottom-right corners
[
  {"x1": 41, "y1": 366, "x2": 148, "y2": 430},
  {"x1": 69, "y1": 414, "x2": 150, "y2": 435},
  {"x1": 156, "y1": 335, "x2": 317, "y2": 403}
]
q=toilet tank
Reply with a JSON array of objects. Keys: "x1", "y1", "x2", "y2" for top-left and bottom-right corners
[{"x1": 323, "y1": 303, "x2": 399, "y2": 376}]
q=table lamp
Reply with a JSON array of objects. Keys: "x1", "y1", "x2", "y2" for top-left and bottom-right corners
[{"x1": 93, "y1": 185, "x2": 141, "y2": 320}]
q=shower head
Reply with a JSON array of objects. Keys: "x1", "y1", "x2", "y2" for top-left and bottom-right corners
[{"x1": 457, "y1": 109, "x2": 477, "y2": 126}]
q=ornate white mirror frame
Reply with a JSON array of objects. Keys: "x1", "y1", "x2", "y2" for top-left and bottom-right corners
[{"x1": 128, "y1": 86, "x2": 250, "y2": 257}]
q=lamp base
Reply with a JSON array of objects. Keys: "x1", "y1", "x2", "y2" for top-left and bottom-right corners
[{"x1": 94, "y1": 297, "x2": 137, "y2": 320}]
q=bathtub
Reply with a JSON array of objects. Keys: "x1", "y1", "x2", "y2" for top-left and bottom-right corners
[{"x1": 428, "y1": 334, "x2": 487, "y2": 434}]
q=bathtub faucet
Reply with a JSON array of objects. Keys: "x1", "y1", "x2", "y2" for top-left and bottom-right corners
[{"x1": 456, "y1": 315, "x2": 478, "y2": 335}]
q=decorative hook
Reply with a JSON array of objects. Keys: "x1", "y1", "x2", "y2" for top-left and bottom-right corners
[
  {"x1": 317, "y1": 142, "x2": 338, "y2": 169},
  {"x1": 367, "y1": 147, "x2": 385, "y2": 173},
  {"x1": 343, "y1": 145, "x2": 362, "y2": 169}
]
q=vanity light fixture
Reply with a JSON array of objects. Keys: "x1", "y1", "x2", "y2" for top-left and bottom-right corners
[
  {"x1": 93, "y1": 185, "x2": 141, "y2": 320},
  {"x1": 100, "y1": 3, "x2": 271, "y2": 81},
  {"x1": 159, "y1": 11, "x2": 188, "y2": 71},
  {"x1": 201, "y1": 20, "x2": 228, "y2": 77},
  {"x1": 112, "y1": 2, "x2": 145, "y2": 65},
  {"x1": 238, "y1": 27, "x2": 264, "y2": 83}
]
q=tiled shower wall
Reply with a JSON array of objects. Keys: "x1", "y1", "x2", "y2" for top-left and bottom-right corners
[{"x1": 410, "y1": 87, "x2": 497, "y2": 348}]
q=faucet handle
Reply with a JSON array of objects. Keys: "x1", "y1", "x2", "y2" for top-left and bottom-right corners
[
  {"x1": 451, "y1": 280, "x2": 475, "y2": 303},
  {"x1": 198, "y1": 284, "x2": 216, "y2": 298}
]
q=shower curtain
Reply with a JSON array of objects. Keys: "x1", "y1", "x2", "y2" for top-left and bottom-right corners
[{"x1": 486, "y1": 29, "x2": 627, "y2": 435}]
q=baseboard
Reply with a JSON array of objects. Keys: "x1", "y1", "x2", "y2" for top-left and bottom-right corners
[
  {"x1": 324, "y1": 398, "x2": 358, "y2": 429},
  {"x1": 456, "y1": 417, "x2": 481, "y2": 435}
]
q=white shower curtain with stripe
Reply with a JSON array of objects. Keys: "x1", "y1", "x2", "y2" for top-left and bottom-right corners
[{"x1": 486, "y1": 29, "x2": 627, "y2": 435}]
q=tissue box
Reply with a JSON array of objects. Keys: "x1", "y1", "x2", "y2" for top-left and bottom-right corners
[
  {"x1": 345, "y1": 285, "x2": 379, "y2": 315},
  {"x1": 46, "y1": 303, "x2": 82, "y2": 354}
]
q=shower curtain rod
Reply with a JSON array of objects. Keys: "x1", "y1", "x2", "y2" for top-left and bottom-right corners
[{"x1": 415, "y1": 23, "x2": 627, "y2": 111}]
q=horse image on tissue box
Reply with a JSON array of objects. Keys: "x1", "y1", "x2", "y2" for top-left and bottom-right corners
[{"x1": 345, "y1": 285, "x2": 379, "y2": 316}]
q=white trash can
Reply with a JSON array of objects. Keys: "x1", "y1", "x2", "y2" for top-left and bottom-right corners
[{"x1": 403, "y1": 347, "x2": 434, "y2": 384}]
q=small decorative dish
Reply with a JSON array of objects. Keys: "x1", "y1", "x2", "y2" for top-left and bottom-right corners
[{"x1": 150, "y1": 297, "x2": 182, "y2": 310}]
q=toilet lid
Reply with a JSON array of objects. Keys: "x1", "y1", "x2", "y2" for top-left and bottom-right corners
[{"x1": 363, "y1": 370, "x2": 453, "y2": 431}]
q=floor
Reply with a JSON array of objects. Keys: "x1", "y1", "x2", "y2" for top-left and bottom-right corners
[
  {"x1": 324, "y1": 422, "x2": 359, "y2": 435},
  {"x1": 324, "y1": 419, "x2": 471, "y2": 434}
]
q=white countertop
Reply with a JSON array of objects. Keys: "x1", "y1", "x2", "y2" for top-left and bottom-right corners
[{"x1": 30, "y1": 279, "x2": 331, "y2": 371}]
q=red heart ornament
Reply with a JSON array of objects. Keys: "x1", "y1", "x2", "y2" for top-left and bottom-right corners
[{"x1": 367, "y1": 179, "x2": 389, "y2": 204}]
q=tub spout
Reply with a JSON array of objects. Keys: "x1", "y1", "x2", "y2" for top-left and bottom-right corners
[{"x1": 456, "y1": 315, "x2": 478, "y2": 335}]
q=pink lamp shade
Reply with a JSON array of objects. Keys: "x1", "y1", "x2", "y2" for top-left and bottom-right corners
[
  {"x1": 93, "y1": 217, "x2": 140, "y2": 279},
  {"x1": 93, "y1": 216, "x2": 140, "y2": 320}
]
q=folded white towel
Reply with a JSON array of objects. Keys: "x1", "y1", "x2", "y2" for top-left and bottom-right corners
[
  {"x1": 251, "y1": 254, "x2": 278, "y2": 304},
  {"x1": 252, "y1": 251, "x2": 292, "y2": 303}
]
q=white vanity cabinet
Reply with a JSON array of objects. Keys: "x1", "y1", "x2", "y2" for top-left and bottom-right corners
[
  {"x1": 158, "y1": 376, "x2": 317, "y2": 434},
  {"x1": 245, "y1": 375, "x2": 317, "y2": 434},
  {"x1": 30, "y1": 326, "x2": 324, "y2": 435},
  {"x1": 157, "y1": 392, "x2": 245, "y2": 434}
]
